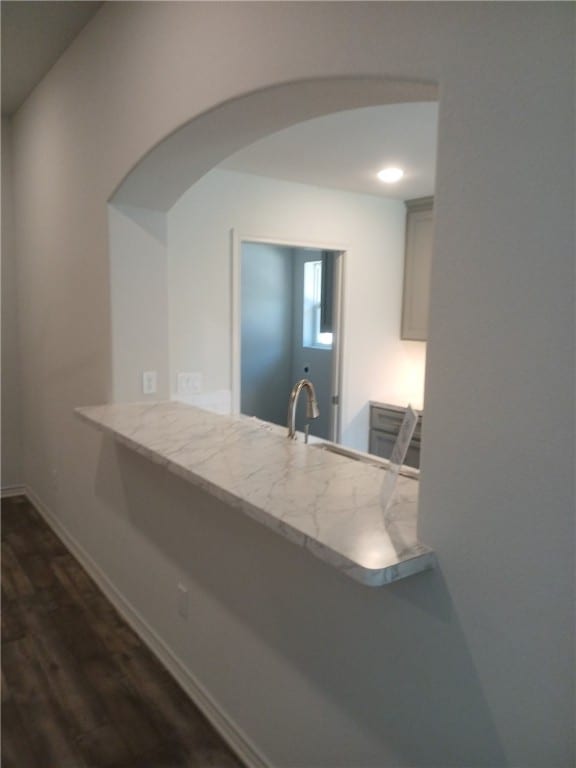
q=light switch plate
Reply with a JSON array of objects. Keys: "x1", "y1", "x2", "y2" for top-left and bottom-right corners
[{"x1": 177, "y1": 372, "x2": 202, "y2": 395}]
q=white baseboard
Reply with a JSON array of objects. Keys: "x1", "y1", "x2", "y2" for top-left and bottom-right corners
[
  {"x1": 24, "y1": 485, "x2": 271, "y2": 768},
  {"x1": 1, "y1": 485, "x2": 26, "y2": 498}
]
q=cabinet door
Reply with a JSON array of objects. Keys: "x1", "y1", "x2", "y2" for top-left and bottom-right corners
[
  {"x1": 401, "y1": 198, "x2": 433, "y2": 341},
  {"x1": 369, "y1": 430, "x2": 395, "y2": 460},
  {"x1": 369, "y1": 429, "x2": 421, "y2": 468}
]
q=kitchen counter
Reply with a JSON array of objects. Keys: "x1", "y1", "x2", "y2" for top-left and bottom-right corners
[{"x1": 75, "y1": 402, "x2": 434, "y2": 587}]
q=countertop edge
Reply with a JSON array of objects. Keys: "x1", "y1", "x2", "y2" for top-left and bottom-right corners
[{"x1": 75, "y1": 404, "x2": 435, "y2": 587}]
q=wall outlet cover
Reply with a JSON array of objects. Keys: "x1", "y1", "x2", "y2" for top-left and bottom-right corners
[
  {"x1": 177, "y1": 583, "x2": 189, "y2": 619},
  {"x1": 142, "y1": 370, "x2": 157, "y2": 395}
]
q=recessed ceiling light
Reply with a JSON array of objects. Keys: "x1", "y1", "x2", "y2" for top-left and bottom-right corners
[{"x1": 377, "y1": 167, "x2": 404, "y2": 183}]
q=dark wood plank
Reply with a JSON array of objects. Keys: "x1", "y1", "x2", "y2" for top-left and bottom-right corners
[
  {"x1": 131, "y1": 741, "x2": 244, "y2": 768},
  {"x1": 20, "y1": 551, "x2": 59, "y2": 590},
  {"x1": 32, "y1": 523, "x2": 68, "y2": 556},
  {"x1": 23, "y1": 608, "x2": 108, "y2": 737},
  {"x1": 2, "y1": 637, "x2": 88, "y2": 767},
  {"x1": 89, "y1": 604, "x2": 143, "y2": 657},
  {"x1": 2, "y1": 500, "x2": 51, "y2": 555},
  {"x1": 22, "y1": 583, "x2": 68, "y2": 617},
  {"x1": 1, "y1": 593, "x2": 27, "y2": 642},
  {"x1": 1, "y1": 699, "x2": 44, "y2": 768},
  {"x1": 52, "y1": 552, "x2": 99, "y2": 605},
  {"x1": 74, "y1": 723, "x2": 133, "y2": 768},
  {"x1": 4, "y1": 527, "x2": 38, "y2": 557},
  {"x1": 49, "y1": 603, "x2": 110, "y2": 662},
  {"x1": 117, "y1": 644, "x2": 238, "y2": 759},
  {"x1": 1, "y1": 495, "x2": 246, "y2": 768},
  {"x1": 1, "y1": 542, "x2": 35, "y2": 599},
  {"x1": 114, "y1": 742, "x2": 191, "y2": 768},
  {"x1": 1, "y1": 496, "x2": 39, "y2": 532},
  {"x1": 1, "y1": 665, "x2": 11, "y2": 703},
  {"x1": 82, "y1": 655, "x2": 164, "y2": 757},
  {"x1": 186, "y1": 745, "x2": 246, "y2": 768}
]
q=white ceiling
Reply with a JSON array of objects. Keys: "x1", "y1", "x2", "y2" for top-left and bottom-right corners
[
  {"x1": 1, "y1": 1, "x2": 103, "y2": 116},
  {"x1": 1, "y1": 2, "x2": 438, "y2": 202},
  {"x1": 220, "y1": 102, "x2": 438, "y2": 201}
]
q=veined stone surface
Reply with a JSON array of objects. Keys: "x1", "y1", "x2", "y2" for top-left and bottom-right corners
[{"x1": 76, "y1": 402, "x2": 434, "y2": 586}]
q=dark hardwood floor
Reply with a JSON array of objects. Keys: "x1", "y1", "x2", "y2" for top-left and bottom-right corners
[{"x1": 1, "y1": 495, "x2": 245, "y2": 768}]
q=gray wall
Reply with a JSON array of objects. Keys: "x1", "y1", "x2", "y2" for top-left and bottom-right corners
[
  {"x1": 8, "y1": 3, "x2": 575, "y2": 766},
  {"x1": 1, "y1": 117, "x2": 22, "y2": 490},
  {"x1": 291, "y1": 248, "x2": 333, "y2": 439},
  {"x1": 241, "y1": 242, "x2": 294, "y2": 426},
  {"x1": 241, "y1": 244, "x2": 334, "y2": 438}
]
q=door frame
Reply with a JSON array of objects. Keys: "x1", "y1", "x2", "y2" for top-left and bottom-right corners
[{"x1": 231, "y1": 229, "x2": 347, "y2": 443}]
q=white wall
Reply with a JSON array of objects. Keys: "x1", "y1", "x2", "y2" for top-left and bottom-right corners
[
  {"x1": 168, "y1": 168, "x2": 425, "y2": 450},
  {"x1": 109, "y1": 204, "x2": 170, "y2": 402},
  {"x1": 9, "y1": 3, "x2": 574, "y2": 767},
  {"x1": 1, "y1": 117, "x2": 22, "y2": 490}
]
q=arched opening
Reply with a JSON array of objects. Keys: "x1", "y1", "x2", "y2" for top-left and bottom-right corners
[
  {"x1": 108, "y1": 75, "x2": 438, "y2": 457},
  {"x1": 111, "y1": 76, "x2": 437, "y2": 210}
]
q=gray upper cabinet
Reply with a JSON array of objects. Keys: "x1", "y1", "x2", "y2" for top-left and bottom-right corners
[{"x1": 401, "y1": 196, "x2": 434, "y2": 341}]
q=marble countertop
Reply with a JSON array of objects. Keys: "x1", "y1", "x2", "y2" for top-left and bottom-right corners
[{"x1": 75, "y1": 402, "x2": 434, "y2": 587}]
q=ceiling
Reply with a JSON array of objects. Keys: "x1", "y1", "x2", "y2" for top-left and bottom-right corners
[
  {"x1": 1, "y1": 2, "x2": 437, "y2": 200},
  {"x1": 220, "y1": 102, "x2": 438, "y2": 201},
  {"x1": 1, "y1": 0, "x2": 103, "y2": 116}
]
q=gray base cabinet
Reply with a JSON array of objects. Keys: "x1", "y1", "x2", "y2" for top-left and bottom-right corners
[{"x1": 369, "y1": 403, "x2": 422, "y2": 469}]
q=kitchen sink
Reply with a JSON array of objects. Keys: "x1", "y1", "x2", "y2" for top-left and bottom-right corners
[{"x1": 311, "y1": 440, "x2": 420, "y2": 479}]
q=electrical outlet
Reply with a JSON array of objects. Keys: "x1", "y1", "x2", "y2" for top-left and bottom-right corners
[
  {"x1": 177, "y1": 372, "x2": 202, "y2": 395},
  {"x1": 177, "y1": 583, "x2": 189, "y2": 620},
  {"x1": 142, "y1": 370, "x2": 157, "y2": 395}
]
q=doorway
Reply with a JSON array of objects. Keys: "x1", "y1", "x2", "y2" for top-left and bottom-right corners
[{"x1": 232, "y1": 235, "x2": 344, "y2": 441}]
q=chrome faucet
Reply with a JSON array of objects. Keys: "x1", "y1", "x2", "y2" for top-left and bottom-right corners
[{"x1": 287, "y1": 378, "x2": 320, "y2": 440}]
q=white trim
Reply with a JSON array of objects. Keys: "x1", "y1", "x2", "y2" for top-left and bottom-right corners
[
  {"x1": 331, "y1": 250, "x2": 345, "y2": 443},
  {"x1": 231, "y1": 229, "x2": 347, "y2": 443},
  {"x1": 1, "y1": 485, "x2": 26, "y2": 498},
  {"x1": 24, "y1": 485, "x2": 272, "y2": 768},
  {"x1": 231, "y1": 228, "x2": 242, "y2": 416}
]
